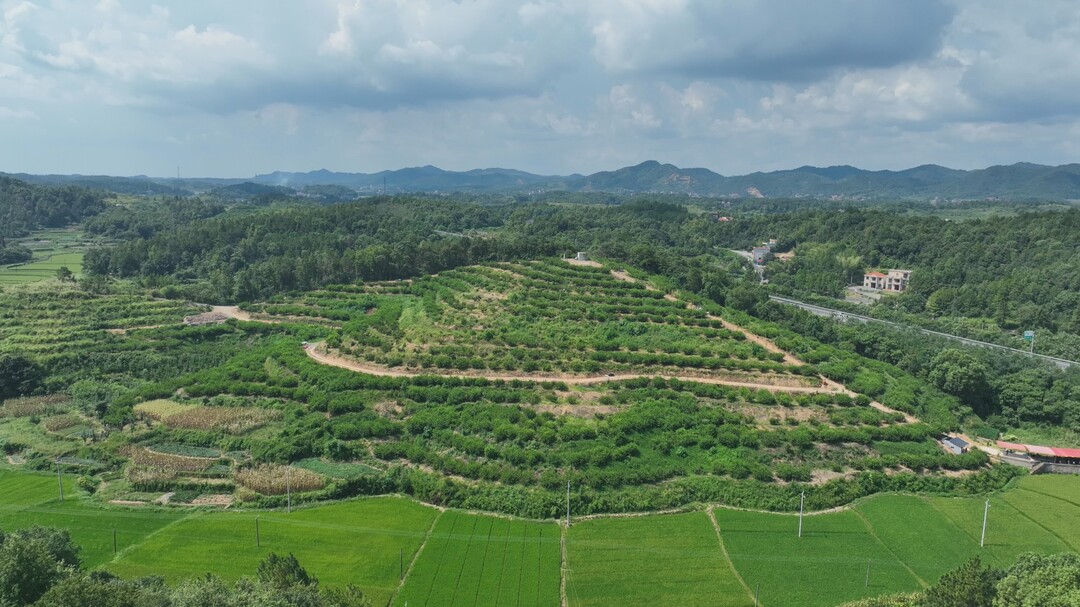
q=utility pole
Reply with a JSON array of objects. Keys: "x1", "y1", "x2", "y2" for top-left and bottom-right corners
[
  {"x1": 56, "y1": 460, "x2": 64, "y2": 502},
  {"x1": 287, "y1": 467, "x2": 292, "y2": 514},
  {"x1": 865, "y1": 559, "x2": 871, "y2": 587},
  {"x1": 798, "y1": 491, "x2": 805, "y2": 538},
  {"x1": 754, "y1": 583, "x2": 760, "y2": 607},
  {"x1": 566, "y1": 480, "x2": 571, "y2": 527},
  {"x1": 981, "y1": 499, "x2": 990, "y2": 547},
  {"x1": 256, "y1": 516, "x2": 261, "y2": 547}
]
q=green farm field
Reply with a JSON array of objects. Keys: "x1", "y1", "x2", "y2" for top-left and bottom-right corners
[
  {"x1": 0, "y1": 252, "x2": 83, "y2": 284},
  {"x1": 108, "y1": 497, "x2": 439, "y2": 606},
  {"x1": 394, "y1": 511, "x2": 562, "y2": 607},
  {"x1": 3, "y1": 468, "x2": 1080, "y2": 606},
  {"x1": 0, "y1": 228, "x2": 104, "y2": 284},
  {"x1": 565, "y1": 511, "x2": 752, "y2": 607}
]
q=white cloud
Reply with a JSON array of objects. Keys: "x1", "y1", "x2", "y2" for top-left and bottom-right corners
[
  {"x1": 2, "y1": 0, "x2": 1080, "y2": 176},
  {"x1": 586, "y1": 0, "x2": 954, "y2": 80},
  {"x1": 0, "y1": 104, "x2": 34, "y2": 119}
]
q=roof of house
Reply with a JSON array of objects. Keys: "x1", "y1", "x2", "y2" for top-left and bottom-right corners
[
  {"x1": 995, "y1": 440, "x2": 1080, "y2": 458},
  {"x1": 865, "y1": 272, "x2": 887, "y2": 278},
  {"x1": 943, "y1": 437, "x2": 969, "y2": 448}
]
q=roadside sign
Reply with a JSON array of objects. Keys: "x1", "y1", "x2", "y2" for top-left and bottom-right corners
[{"x1": 1023, "y1": 330, "x2": 1035, "y2": 341}]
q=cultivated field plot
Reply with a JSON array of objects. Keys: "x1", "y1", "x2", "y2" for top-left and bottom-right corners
[
  {"x1": 1014, "y1": 473, "x2": 1080, "y2": 504},
  {"x1": 0, "y1": 229, "x2": 103, "y2": 285},
  {"x1": 565, "y1": 512, "x2": 751, "y2": 607},
  {"x1": 927, "y1": 493, "x2": 1070, "y2": 564},
  {"x1": 716, "y1": 508, "x2": 921, "y2": 607},
  {"x1": 395, "y1": 511, "x2": 561, "y2": 607},
  {"x1": 108, "y1": 497, "x2": 439, "y2": 606},
  {"x1": 856, "y1": 494, "x2": 986, "y2": 583},
  {"x1": 0, "y1": 253, "x2": 84, "y2": 284},
  {"x1": 3, "y1": 468, "x2": 1080, "y2": 605},
  {"x1": 0, "y1": 470, "x2": 185, "y2": 568}
]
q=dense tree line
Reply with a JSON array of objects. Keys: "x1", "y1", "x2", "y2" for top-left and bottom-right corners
[
  {"x1": 85, "y1": 197, "x2": 748, "y2": 303},
  {"x1": 845, "y1": 554, "x2": 1080, "y2": 607},
  {"x1": 82, "y1": 198, "x2": 225, "y2": 240},
  {"x1": 0, "y1": 176, "x2": 106, "y2": 238},
  {"x1": 714, "y1": 208, "x2": 1080, "y2": 338},
  {"x1": 750, "y1": 299, "x2": 1080, "y2": 433}
]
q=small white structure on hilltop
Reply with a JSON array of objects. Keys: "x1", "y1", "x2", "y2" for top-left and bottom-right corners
[{"x1": 575, "y1": 252, "x2": 589, "y2": 262}]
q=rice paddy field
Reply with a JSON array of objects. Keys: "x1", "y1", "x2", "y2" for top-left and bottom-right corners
[
  {"x1": 0, "y1": 229, "x2": 102, "y2": 285},
  {"x1": 2, "y1": 467, "x2": 1079, "y2": 607},
  {"x1": 108, "y1": 497, "x2": 439, "y2": 606},
  {"x1": 394, "y1": 511, "x2": 562, "y2": 607},
  {"x1": 565, "y1": 511, "x2": 751, "y2": 607}
]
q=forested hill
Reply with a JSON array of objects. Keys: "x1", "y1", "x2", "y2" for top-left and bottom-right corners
[
  {"x1": 253, "y1": 161, "x2": 1080, "y2": 200},
  {"x1": 716, "y1": 208, "x2": 1080, "y2": 335},
  {"x1": 13, "y1": 160, "x2": 1080, "y2": 200},
  {"x1": 0, "y1": 176, "x2": 107, "y2": 237},
  {"x1": 83, "y1": 197, "x2": 743, "y2": 303}
]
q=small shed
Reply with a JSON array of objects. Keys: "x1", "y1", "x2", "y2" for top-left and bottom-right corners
[
  {"x1": 942, "y1": 436, "x2": 970, "y2": 455},
  {"x1": 575, "y1": 252, "x2": 589, "y2": 261}
]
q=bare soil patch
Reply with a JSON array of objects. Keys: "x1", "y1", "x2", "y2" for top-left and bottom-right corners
[
  {"x1": 564, "y1": 257, "x2": 602, "y2": 268},
  {"x1": 190, "y1": 494, "x2": 235, "y2": 506},
  {"x1": 809, "y1": 469, "x2": 854, "y2": 485},
  {"x1": 731, "y1": 402, "x2": 825, "y2": 426},
  {"x1": 524, "y1": 403, "x2": 622, "y2": 418}
]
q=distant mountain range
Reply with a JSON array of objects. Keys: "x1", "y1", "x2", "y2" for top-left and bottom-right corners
[{"x1": 6, "y1": 161, "x2": 1080, "y2": 200}]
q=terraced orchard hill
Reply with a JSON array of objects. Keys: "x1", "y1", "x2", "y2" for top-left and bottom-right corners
[{"x1": 248, "y1": 259, "x2": 816, "y2": 388}]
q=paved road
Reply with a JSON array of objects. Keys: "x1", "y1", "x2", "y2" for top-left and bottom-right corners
[{"x1": 769, "y1": 295, "x2": 1076, "y2": 370}]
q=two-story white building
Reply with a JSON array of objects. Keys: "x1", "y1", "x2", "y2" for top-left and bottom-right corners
[{"x1": 863, "y1": 269, "x2": 912, "y2": 292}]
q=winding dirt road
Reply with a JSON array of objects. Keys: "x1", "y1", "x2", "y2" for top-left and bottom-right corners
[{"x1": 302, "y1": 343, "x2": 844, "y2": 393}]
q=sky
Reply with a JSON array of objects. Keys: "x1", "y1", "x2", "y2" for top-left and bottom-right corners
[{"x1": 2, "y1": 0, "x2": 1080, "y2": 178}]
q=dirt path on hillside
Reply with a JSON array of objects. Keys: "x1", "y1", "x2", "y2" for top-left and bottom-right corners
[
  {"x1": 711, "y1": 315, "x2": 804, "y2": 366},
  {"x1": 303, "y1": 344, "x2": 846, "y2": 393}
]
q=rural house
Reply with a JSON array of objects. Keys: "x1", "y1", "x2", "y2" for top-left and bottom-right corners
[
  {"x1": 862, "y1": 269, "x2": 912, "y2": 292},
  {"x1": 941, "y1": 436, "x2": 970, "y2": 455}
]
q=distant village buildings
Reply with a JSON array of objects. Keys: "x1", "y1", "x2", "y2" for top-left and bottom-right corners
[{"x1": 862, "y1": 269, "x2": 912, "y2": 292}]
